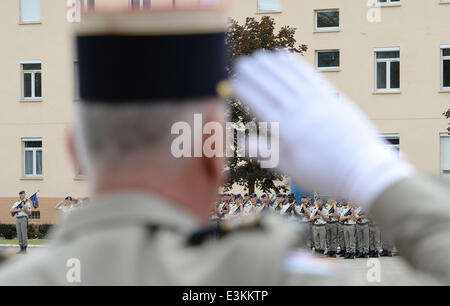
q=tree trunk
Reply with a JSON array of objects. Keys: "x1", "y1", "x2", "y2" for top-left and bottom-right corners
[{"x1": 248, "y1": 178, "x2": 255, "y2": 194}]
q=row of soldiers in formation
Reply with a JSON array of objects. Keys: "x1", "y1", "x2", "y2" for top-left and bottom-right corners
[{"x1": 212, "y1": 193, "x2": 395, "y2": 259}]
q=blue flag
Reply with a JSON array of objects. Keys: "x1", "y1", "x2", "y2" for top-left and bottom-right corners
[{"x1": 30, "y1": 193, "x2": 39, "y2": 208}]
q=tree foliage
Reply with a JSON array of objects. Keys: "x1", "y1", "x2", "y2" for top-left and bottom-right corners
[{"x1": 223, "y1": 16, "x2": 307, "y2": 194}]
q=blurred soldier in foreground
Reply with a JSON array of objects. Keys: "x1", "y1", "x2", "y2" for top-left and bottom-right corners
[{"x1": 1, "y1": 8, "x2": 450, "y2": 286}]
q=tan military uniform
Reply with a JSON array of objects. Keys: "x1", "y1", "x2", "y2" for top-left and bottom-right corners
[{"x1": 370, "y1": 175, "x2": 450, "y2": 283}]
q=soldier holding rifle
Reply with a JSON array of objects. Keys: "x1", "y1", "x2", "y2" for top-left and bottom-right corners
[{"x1": 9, "y1": 191, "x2": 32, "y2": 254}]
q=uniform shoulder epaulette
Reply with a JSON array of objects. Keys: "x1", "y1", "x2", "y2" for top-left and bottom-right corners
[{"x1": 186, "y1": 215, "x2": 264, "y2": 247}]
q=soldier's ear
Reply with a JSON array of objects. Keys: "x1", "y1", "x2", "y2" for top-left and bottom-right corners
[{"x1": 200, "y1": 108, "x2": 225, "y2": 186}]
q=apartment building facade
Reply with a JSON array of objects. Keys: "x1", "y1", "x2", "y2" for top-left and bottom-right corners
[{"x1": 0, "y1": 0, "x2": 449, "y2": 223}]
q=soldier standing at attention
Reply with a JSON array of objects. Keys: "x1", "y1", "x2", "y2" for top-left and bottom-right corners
[
  {"x1": 310, "y1": 199, "x2": 327, "y2": 255},
  {"x1": 243, "y1": 194, "x2": 256, "y2": 216},
  {"x1": 336, "y1": 200, "x2": 346, "y2": 256},
  {"x1": 295, "y1": 197, "x2": 312, "y2": 249},
  {"x1": 243, "y1": 193, "x2": 250, "y2": 205},
  {"x1": 354, "y1": 206, "x2": 370, "y2": 258},
  {"x1": 255, "y1": 194, "x2": 268, "y2": 214},
  {"x1": 368, "y1": 216, "x2": 381, "y2": 257},
  {"x1": 9, "y1": 191, "x2": 32, "y2": 254},
  {"x1": 325, "y1": 198, "x2": 339, "y2": 258},
  {"x1": 271, "y1": 194, "x2": 284, "y2": 213},
  {"x1": 339, "y1": 202, "x2": 356, "y2": 259}
]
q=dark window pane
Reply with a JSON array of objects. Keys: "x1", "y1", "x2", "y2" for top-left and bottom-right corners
[
  {"x1": 444, "y1": 59, "x2": 450, "y2": 88},
  {"x1": 317, "y1": 51, "x2": 340, "y2": 68},
  {"x1": 377, "y1": 62, "x2": 387, "y2": 89},
  {"x1": 376, "y1": 51, "x2": 400, "y2": 59},
  {"x1": 390, "y1": 61, "x2": 400, "y2": 89},
  {"x1": 143, "y1": 0, "x2": 150, "y2": 8},
  {"x1": 443, "y1": 49, "x2": 450, "y2": 57},
  {"x1": 385, "y1": 137, "x2": 400, "y2": 145},
  {"x1": 35, "y1": 72, "x2": 42, "y2": 97},
  {"x1": 25, "y1": 141, "x2": 42, "y2": 148},
  {"x1": 317, "y1": 11, "x2": 339, "y2": 28},
  {"x1": 24, "y1": 73, "x2": 32, "y2": 97},
  {"x1": 23, "y1": 63, "x2": 41, "y2": 70}
]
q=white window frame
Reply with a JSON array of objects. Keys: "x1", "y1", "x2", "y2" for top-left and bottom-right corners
[
  {"x1": 21, "y1": 60, "x2": 42, "y2": 101},
  {"x1": 257, "y1": 0, "x2": 282, "y2": 13},
  {"x1": 22, "y1": 138, "x2": 43, "y2": 177},
  {"x1": 441, "y1": 45, "x2": 450, "y2": 91},
  {"x1": 377, "y1": 0, "x2": 401, "y2": 7},
  {"x1": 314, "y1": 9, "x2": 339, "y2": 32},
  {"x1": 441, "y1": 133, "x2": 450, "y2": 176},
  {"x1": 20, "y1": 0, "x2": 41, "y2": 24},
  {"x1": 374, "y1": 47, "x2": 400, "y2": 93},
  {"x1": 316, "y1": 50, "x2": 340, "y2": 71}
]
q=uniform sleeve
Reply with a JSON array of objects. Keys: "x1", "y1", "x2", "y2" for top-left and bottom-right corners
[{"x1": 370, "y1": 174, "x2": 450, "y2": 283}]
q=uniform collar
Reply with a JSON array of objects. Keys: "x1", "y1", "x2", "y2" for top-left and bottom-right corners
[{"x1": 50, "y1": 191, "x2": 200, "y2": 242}]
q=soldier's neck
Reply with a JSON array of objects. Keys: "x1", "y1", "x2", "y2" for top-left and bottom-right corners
[{"x1": 91, "y1": 165, "x2": 216, "y2": 225}]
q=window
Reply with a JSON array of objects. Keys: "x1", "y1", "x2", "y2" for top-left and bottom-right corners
[
  {"x1": 30, "y1": 211, "x2": 40, "y2": 221},
  {"x1": 74, "y1": 60, "x2": 80, "y2": 100},
  {"x1": 375, "y1": 48, "x2": 400, "y2": 91},
  {"x1": 316, "y1": 50, "x2": 340, "y2": 70},
  {"x1": 20, "y1": 0, "x2": 41, "y2": 23},
  {"x1": 441, "y1": 46, "x2": 450, "y2": 90},
  {"x1": 378, "y1": 0, "x2": 401, "y2": 6},
  {"x1": 315, "y1": 10, "x2": 339, "y2": 31},
  {"x1": 21, "y1": 61, "x2": 42, "y2": 100},
  {"x1": 441, "y1": 134, "x2": 450, "y2": 176},
  {"x1": 257, "y1": 0, "x2": 281, "y2": 13},
  {"x1": 131, "y1": 0, "x2": 151, "y2": 10},
  {"x1": 23, "y1": 139, "x2": 42, "y2": 177},
  {"x1": 381, "y1": 134, "x2": 400, "y2": 156}
]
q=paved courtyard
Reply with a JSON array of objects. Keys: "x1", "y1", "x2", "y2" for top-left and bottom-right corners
[
  {"x1": 331, "y1": 256, "x2": 442, "y2": 285},
  {"x1": 0, "y1": 246, "x2": 443, "y2": 285}
]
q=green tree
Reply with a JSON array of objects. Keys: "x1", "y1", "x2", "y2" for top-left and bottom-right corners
[{"x1": 223, "y1": 16, "x2": 308, "y2": 194}]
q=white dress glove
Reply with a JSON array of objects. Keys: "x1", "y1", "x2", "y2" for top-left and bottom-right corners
[{"x1": 231, "y1": 50, "x2": 414, "y2": 208}]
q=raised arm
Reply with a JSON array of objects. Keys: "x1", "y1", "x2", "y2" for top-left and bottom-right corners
[{"x1": 231, "y1": 50, "x2": 450, "y2": 283}]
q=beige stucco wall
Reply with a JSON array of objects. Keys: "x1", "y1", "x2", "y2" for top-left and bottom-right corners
[{"x1": 0, "y1": 0, "x2": 449, "y2": 222}]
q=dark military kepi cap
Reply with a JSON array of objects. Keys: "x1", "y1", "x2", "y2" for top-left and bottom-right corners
[{"x1": 75, "y1": 8, "x2": 231, "y2": 103}]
